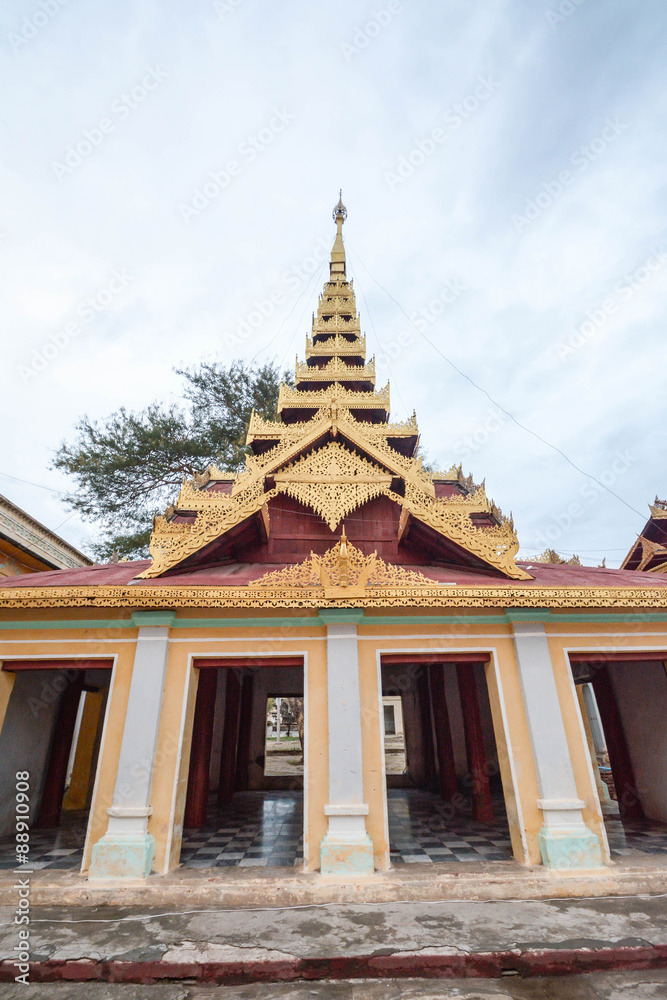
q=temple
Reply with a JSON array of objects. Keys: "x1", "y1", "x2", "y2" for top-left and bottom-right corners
[
  {"x1": 1, "y1": 197, "x2": 666, "y2": 884},
  {"x1": 621, "y1": 497, "x2": 667, "y2": 574}
]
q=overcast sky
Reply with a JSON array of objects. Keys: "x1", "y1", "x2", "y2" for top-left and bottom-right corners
[{"x1": 2, "y1": 0, "x2": 666, "y2": 567}]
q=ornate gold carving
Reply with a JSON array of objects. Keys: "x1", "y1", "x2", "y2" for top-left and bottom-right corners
[
  {"x1": 399, "y1": 482, "x2": 530, "y2": 581},
  {"x1": 246, "y1": 409, "x2": 328, "y2": 443},
  {"x1": 636, "y1": 537, "x2": 667, "y2": 572},
  {"x1": 295, "y1": 356, "x2": 375, "y2": 384},
  {"x1": 277, "y1": 382, "x2": 390, "y2": 413},
  {"x1": 137, "y1": 480, "x2": 278, "y2": 579},
  {"x1": 306, "y1": 334, "x2": 366, "y2": 358},
  {"x1": 252, "y1": 532, "x2": 440, "y2": 598},
  {"x1": 1, "y1": 583, "x2": 667, "y2": 610},
  {"x1": 273, "y1": 441, "x2": 392, "y2": 530}
]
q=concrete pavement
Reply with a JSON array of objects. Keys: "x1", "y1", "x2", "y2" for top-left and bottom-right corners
[{"x1": 0, "y1": 895, "x2": 666, "y2": 984}]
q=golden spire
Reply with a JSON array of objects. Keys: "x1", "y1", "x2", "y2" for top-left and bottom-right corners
[{"x1": 330, "y1": 190, "x2": 347, "y2": 279}]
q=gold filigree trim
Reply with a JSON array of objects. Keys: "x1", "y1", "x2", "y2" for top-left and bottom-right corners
[
  {"x1": 295, "y1": 356, "x2": 375, "y2": 384},
  {"x1": 306, "y1": 334, "x2": 366, "y2": 358},
  {"x1": 251, "y1": 532, "x2": 439, "y2": 598},
  {"x1": 277, "y1": 382, "x2": 390, "y2": 413},
  {"x1": 1, "y1": 584, "x2": 667, "y2": 610},
  {"x1": 400, "y1": 483, "x2": 529, "y2": 581},
  {"x1": 273, "y1": 441, "x2": 392, "y2": 530},
  {"x1": 137, "y1": 482, "x2": 278, "y2": 579}
]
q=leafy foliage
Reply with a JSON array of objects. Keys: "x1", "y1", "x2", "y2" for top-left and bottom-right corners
[{"x1": 53, "y1": 360, "x2": 287, "y2": 561}]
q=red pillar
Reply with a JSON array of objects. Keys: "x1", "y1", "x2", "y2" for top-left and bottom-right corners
[
  {"x1": 217, "y1": 669, "x2": 242, "y2": 805},
  {"x1": 456, "y1": 664, "x2": 494, "y2": 823},
  {"x1": 184, "y1": 669, "x2": 218, "y2": 828},
  {"x1": 428, "y1": 664, "x2": 458, "y2": 800},
  {"x1": 234, "y1": 673, "x2": 255, "y2": 792},
  {"x1": 591, "y1": 666, "x2": 643, "y2": 820},
  {"x1": 36, "y1": 672, "x2": 85, "y2": 828},
  {"x1": 416, "y1": 667, "x2": 436, "y2": 784}
]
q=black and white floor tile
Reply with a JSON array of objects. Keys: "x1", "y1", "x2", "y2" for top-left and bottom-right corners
[
  {"x1": 2, "y1": 792, "x2": 667, "y2": 872},
  {"x1": 387, "y1": 789, "x2": 514, "y2": 864},
  {"x1": 606, "y1": 815, "x2": 667, "y2": 858},
  {"x1": 180, "y1": 791, "x2": 304, "y2": 868},
  {"x1": 0, "y1": 810, "x2": 87, "y2": 870}
]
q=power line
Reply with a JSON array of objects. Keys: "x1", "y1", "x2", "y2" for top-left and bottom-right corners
[
  {"x1": 279, "y1": 258, "x2": 329, "y2": 373},
  {"x1": 250, "y1": 256, "x2": 329, "y2": 366},
  {"x1": 346, "y1": 244, "x2": 647, "y2": 526},
  {"x1": 0, "y1": 471, "x2": 62, "y2": 495},
  {"x1": 351, "y1": 260, "x2": 411, "y2": 420}
]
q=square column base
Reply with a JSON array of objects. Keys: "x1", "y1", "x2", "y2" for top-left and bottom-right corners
[
  {"x1": 538, "y1": 826, "x2": 603, "y2": 869},
  {"x1": 89, "y1": 833, "x2": 155, "y2": 879},
  {"x1": 320, "y1": 833, "x2": 374, "y2": 876}
]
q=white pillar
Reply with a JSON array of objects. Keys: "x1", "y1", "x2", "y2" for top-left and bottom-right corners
[
  {"x1": 319, "y1": 615, "x2": 374, "y2": 875},
  {"x1": 582, "y1": 682, "x2": 607, "y2": 754},
  {"x1": 89, "y1": 614, "x2": 173, "y2": 879},
  {"x1": 511, "y1": 620, "x2": 603, "y2": 869}
]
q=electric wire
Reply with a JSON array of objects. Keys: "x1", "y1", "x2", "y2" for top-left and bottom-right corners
[
  {"x1": 345, "y1": 244, "x2": 647, "y2": 527},
  {"x1": 0, "y1": 471, "x2": 62, "y2": 494},
  {"x1": 279, "y1": 258, "x2": 329, "y2": 374},
  {"x1": 249, "y1": 253, "x2": 329, "y2": 366},
  {"x1": 351, "y1": 260, "x2": 411, "y2": 421}
]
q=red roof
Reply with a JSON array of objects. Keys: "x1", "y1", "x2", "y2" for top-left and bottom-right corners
[{"x1": 1, "y1": 559, "x2": 666, "y2": 590}]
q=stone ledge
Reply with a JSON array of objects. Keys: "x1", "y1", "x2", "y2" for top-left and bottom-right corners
[{"x1": 1, "y1": 855, "x2": 666, "y2": 908}]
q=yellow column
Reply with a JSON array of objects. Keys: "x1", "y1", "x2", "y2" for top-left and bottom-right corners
[
  {"x1": 0, "y1": 670, "x2": 16, "y2": 734},
  {"x1": 63, "y1": 690, "x2": 105, "y2": 811}
]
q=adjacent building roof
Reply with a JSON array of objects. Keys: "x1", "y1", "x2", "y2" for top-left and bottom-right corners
[
  {"x1": 621, "y1": 498, "x2": 667, "y2": 573},
  {"x1": 0, "y1": 493, "x2": 92, "y2": 577}
]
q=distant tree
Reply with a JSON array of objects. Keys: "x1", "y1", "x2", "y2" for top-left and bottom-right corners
[{"x1": 53, "y1": 359, "x2": 288, "y2": 561}]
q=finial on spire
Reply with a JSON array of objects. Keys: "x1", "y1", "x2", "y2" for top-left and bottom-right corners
[
  {"x1": 333, "y1": 189, "x2": 347, "y2": 223},
  {"x1": 330, "y1": 190, "x2": 347, "y2": 278}
]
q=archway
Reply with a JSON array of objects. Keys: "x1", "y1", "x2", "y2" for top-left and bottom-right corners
[
  {"x1": 380, "y1": 654, "x2": 516, "y2": 865},
  {"x1": 179, "y1": 656, "x2": 305, "y2": 869},
  {"x1": 0, "y1": 659, "x2": 113, "y2": 871}
]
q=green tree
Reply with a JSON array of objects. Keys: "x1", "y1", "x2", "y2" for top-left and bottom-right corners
[{"x1": 53, "y1": 359, "x2": 287, "y2": 561}]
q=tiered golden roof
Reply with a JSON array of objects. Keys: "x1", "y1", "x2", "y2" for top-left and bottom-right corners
[{"x1": 139, "y1": 195, "x2": 529, "y2": 582}]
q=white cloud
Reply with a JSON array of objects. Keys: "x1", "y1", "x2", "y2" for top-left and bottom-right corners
[{"x1": 1, "y1": 0, "x2": 665, "y2": 565}]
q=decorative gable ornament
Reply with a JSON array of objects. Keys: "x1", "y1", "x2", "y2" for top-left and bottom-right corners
[{"x1": 273, "y1": 440, "x2": 392, "y2": 530}]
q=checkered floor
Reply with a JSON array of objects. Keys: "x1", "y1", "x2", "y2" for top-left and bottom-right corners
[
  {"x1": 2, "y1": 793, "x2": 667, "y2": 872},
  {"x1": 0, "y1": 810, "x2": 87, "y2": 870},
  {"x1": 388, "y1": 789, "x2": 514, "y2": 864},
  {"x1": 180, "y1": 791, "x2": 304, "y2": 868},
  {"x1": 606, "y1": 814, "x2": 667, "y2": 858}
]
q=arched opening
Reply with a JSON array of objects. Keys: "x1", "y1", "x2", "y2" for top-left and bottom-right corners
[
  {"x1": 381, "y1": 654, "x2": 516, "y2": 865},
  {"x1": 0, "y1": 659, "x2": 113, "y2": 871},
  {"x1": 179, "y1": 656, "x2": 305, "y2": 869}
]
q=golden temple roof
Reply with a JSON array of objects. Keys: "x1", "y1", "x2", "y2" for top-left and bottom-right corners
[{"x1": 139, "y1": 196, "x2": 528, "y2": 582}]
